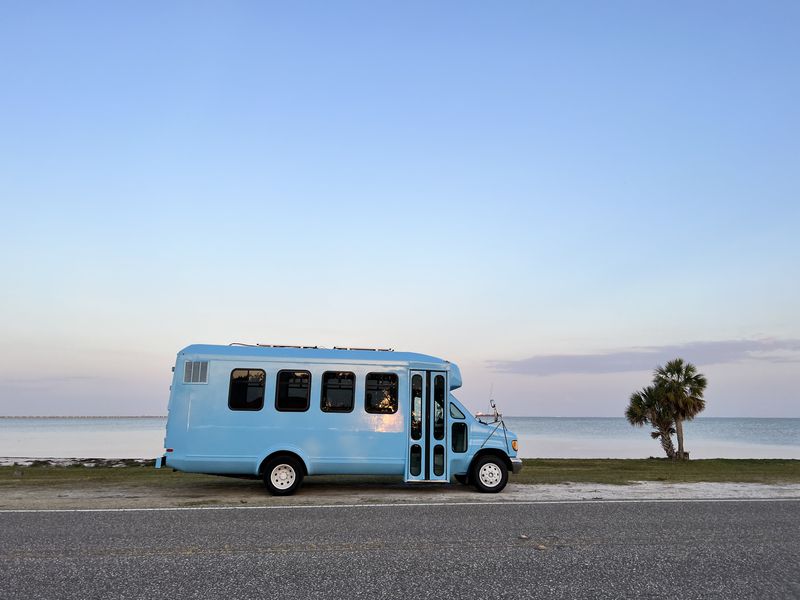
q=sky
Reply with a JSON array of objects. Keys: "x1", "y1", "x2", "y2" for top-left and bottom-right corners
[{"x1": 0, "y1": 2, "x2": 798, "y2": 417}]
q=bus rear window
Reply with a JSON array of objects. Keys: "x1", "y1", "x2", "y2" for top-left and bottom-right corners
[{"x1": 365, "y1": 373, "x2": 398, "y2": 414}]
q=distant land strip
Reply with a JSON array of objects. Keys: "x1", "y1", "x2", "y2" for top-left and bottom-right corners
[{"x1": 0, "y1": 415, "x2": 167, "y2": 419}]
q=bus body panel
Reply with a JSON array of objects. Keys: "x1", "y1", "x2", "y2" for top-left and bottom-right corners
[{"x1": 162, "y1": 345, "x2": 518, "y2": 482}]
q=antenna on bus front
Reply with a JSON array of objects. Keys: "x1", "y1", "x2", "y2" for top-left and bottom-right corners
[
  {"x1": 475, "y1": 382, "x2": 501, "y2": 423},
  {"x1": 488, "y1": 383, "x2": 499, "y2": 416},
  {"x1": 489, "y1": 382, "x2": 500, "y2": 421},
  {"x1": 475, "y1": 381, "x2": 510, "y2": 452}
]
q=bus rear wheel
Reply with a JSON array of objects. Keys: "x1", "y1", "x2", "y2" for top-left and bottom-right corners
[
  {"x1": 471, "y1": 455, "x2": 508, "y2": 493},
  {"x1": 263, "y1": 456, "x2": 304, "y2": 496}
]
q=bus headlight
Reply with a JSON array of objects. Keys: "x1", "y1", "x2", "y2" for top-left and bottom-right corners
[{"x1": 511, "y1": 439, "x2": 518, "y2": 452}]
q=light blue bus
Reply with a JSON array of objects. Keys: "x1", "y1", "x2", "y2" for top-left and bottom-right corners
[{"x1": 157, "y1": 344, "x2": 522, "y2": 494}]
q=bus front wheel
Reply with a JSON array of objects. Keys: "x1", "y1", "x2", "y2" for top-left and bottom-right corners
[
  {"x1": 471, "y1": 455, "x2": 509, "y2": 493},
  {"x1": 263, "y1": 456, "x2": 304, "y2": 496}
]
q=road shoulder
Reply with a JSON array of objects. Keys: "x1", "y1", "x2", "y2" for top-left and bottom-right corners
[{"x1": 2, "y1": 477, "x2": 800, "y2": 511}]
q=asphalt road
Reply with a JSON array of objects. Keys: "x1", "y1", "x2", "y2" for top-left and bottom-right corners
[{"x1": 1, "y1": 500, "x2": 799, "y2": 600}]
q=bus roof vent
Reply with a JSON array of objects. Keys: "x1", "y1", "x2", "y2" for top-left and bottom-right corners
[
  {"x1": 256, "y1": 344, "x2": 321, "y2": 349},
  {"x1": 228, "y1": 343, "x2": 394, "y2": 352},
  {"x1": 333, "y1": 347, "x2": 394, "y2": 352},
  {"x1": 229, "y1": 343, "x2": 320, "y2": 349}
]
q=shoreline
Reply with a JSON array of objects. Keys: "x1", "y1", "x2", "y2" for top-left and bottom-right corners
[{"x1": 0, "y1": 416, "x2": 167, "y2": 419}]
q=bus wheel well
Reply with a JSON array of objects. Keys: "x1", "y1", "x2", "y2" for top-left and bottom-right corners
[
  {"x1": 258, "y1": 452, "x2": 308, "y2": 477},
  {"x1": 469, "y1": 449, "x2": 512, "y2": 473}
]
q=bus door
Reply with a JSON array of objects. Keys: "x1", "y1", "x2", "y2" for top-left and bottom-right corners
[{"x1": 406, "y1": 370, "x2": 448, "y2": 482}]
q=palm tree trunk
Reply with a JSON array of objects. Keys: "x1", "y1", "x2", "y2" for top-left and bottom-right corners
[
  {"x1": 675, "y1": 418, "x2": 685, "y2": 460},
  {"x1": 659, "y1": 428, "x2": 676, "y2": 459}
]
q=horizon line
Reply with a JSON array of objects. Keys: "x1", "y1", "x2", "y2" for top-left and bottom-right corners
[{"x1": 1, "y1": 414, "x2": 798, "y2": 420}]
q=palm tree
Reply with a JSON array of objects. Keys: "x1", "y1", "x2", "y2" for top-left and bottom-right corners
[
  {"x1": 654, "y1": 358, "x2": 707, "y2": 460},
  {"x1": 625, "y1": 385, "x2": 676, "y2": 458}
]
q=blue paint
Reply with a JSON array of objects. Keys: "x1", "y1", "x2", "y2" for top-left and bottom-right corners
[{"x1": 160, "y1": 344, "x2": 518, "y2": 487}]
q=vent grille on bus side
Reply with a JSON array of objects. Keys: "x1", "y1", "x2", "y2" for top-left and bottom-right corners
[{"x1": 183, "y1": 361, "x2": 208, "y2": 384}]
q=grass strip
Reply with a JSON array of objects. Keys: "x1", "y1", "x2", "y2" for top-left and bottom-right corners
[
  {"x1": 513, "y1": 458, "x2": 800, "y2": 485},
  {"x1": 1, "y1": 458, "x2": 798, "y2": 489}
]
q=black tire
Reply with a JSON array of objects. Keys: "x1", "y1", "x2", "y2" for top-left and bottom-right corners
[
  {"x1": 263, "y1": 455, "x2": 304, "y2": 496},
  {"x1": 454, "y1": 474, "x2": 469, "y2": 485},
  {"x1": 471, "y1": 455, "x2": 509, "y2": 493}
]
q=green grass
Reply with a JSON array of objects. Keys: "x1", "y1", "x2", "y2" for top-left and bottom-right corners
[
  {"x1": 514, "y1": 458, "x2": 800, "y2": 485},
  {"x1": 0, "y1": 463, "x2": 227, "y2": 488},
  {"x1": 1, "y1": 458, "x2": 798, "y2": 489}
]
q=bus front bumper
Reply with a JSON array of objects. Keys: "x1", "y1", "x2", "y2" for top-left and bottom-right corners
[{"x1": 511, "y1": 458, "x2": 523, "y2": 474}]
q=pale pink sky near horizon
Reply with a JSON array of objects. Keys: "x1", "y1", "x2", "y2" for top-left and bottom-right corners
[{"x1": 0, "y1": 334, "x2": 797, "y2": 418}]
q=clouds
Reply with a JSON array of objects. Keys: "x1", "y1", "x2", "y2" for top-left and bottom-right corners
[{"x1": 489, "y1": 339, "x2": 800, "y2": 376}]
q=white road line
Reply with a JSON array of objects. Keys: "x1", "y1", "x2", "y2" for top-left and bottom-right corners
[{"x1": 1, "y1": 497, "x2": 798, "y2": 514}]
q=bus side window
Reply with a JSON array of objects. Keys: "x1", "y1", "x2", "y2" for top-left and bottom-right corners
[
  {"x1": 276, "y1": 370, "x2": 311, "y2": 412},
  {"x1": 452, "y1": 422, "x2": 468, "y2": 452},
  {"x1": 449, "y1": 403, "x2": 465, "y2": 419},
  {"x1": 411, "y1": 374, "x2": 423, "y2": 440},
  {"x1": 365, "y1": 373, "x2": 398, "y2": 414},
  {"x1": 322, "y1": 371, "x2": 355, "y2": 412},
  {"x1": 228, "y1": 369, "x2": 265, "y2": 411}
]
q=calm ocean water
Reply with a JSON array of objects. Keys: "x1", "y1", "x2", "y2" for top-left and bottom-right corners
[
  {"x1": 0, "y1": 416, "x2": 798, "y2": 460},
  {"x1": 505, "y1": 417, "x2": 800, "y2": 459}
]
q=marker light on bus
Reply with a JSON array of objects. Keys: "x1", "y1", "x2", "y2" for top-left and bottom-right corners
[{"x1": 511, "y1": 440, "x2": 518, "y2": 452}]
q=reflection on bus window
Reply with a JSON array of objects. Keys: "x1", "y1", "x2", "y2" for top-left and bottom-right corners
[
  {"x1": 322, "y1": 371, "x2": 355, "y2": 413},
  {"x1": 410, "y1": 444, "x2": 422, "y2": 476},
  {"x1": 452, "y1": 422, "x2": 468, "y2": 452},
  {"x1": 411, "y1": 374, "x2": 423, "y2": 440},
  {"x1": 365, "y1": 373, "x2": 398, "y2": 414},
  {"x1": 449, "y1": 403, "x2": 465, "y2": 419},
  {"x1": 276, "y1": 370, "x2": 311, "y2": 412},
  {"x1": 433, "y1": 375, "x2": 445, "y2": 440},
  {"x1": 228, "y1": 369, "x2": 265, "y2": 411},
  {"x1": 433, "y1": 444, "x2": 444, "y2": 476}
]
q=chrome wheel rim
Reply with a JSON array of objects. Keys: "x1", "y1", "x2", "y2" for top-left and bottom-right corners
[
  {"x1": 478, "y1": 463, "x2": 502, "y2": 488},
  {"x1": 270, "y1": 464, "x2": 296, "y2": 490}
]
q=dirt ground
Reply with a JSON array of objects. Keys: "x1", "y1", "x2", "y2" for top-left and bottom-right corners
[{"x1": 3, "y1": 475, "x2": 800, "y2": 511}]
